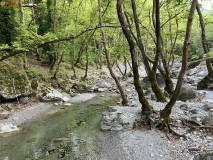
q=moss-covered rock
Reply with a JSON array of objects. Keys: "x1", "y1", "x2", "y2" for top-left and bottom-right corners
[
  {"x1": 197, "y1": 75, "x2": 213, "y2": 90},
  {"x1": 0, "y1": 59, "x2": 30, "y2": 97}
]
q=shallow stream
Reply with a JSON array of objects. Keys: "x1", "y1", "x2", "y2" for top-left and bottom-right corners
[{"x1": 0, "y1": 94, "x2": 120, "y2": 160}]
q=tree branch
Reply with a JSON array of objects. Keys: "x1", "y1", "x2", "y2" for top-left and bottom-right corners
[{"x1": 188, "y1": 56, "x2": 213, "y2": 66}]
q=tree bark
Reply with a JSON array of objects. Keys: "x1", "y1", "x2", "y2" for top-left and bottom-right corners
[
  {"x1": 117, "y1": 0, "x2": 151, "y2": 113},
  {"x1": 99, "y1": 0, "x2": 128, "y2": 106},
  {"x1": 160, "y1": 0, "x2": 198, "y2": 123},
  {"x1": 50, "y1": 0, "x2": 57, "y2": 71},
  {"x1": 131, "y1": 0, "x2": 167, "y2": 102},
  {"x1": 196, "y1": 4, "x2": 213, "y2": 77}
]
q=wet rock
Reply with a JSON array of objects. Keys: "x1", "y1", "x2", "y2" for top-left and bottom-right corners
[
  {"x1": 180, "y1": 104, "x2": 189, "y2": 110},
  {"x1": 178, "y1": 86, "x2": 197, "y2": 102},
  {"x1": 0, "y1": 122, "x2": 19, "y2": 133},
  {"x1": 202, "y1": 116, "x2": 213, "y2": 126},
  {"x1": 203, "y1": 104, "x2": 213, "y2": 111},
  {"x1": 194, "y1": 153, "x2": 213, "y2": 160},
  {"x1": 101, "y1": 106, "x2": 140, "y2": 131}
]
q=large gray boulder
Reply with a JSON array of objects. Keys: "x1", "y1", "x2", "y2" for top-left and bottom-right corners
[
  {"x1": 202, "y1": 116, "x2": 213, "y2": 126},
  {"x1": 178, "y1": 86, "x2": 197, "y2": 102},
  {"x1": 40, "y1": 88, "x2": 69, "y2": 102},
  {"x1": 101, "y1": 106, "x2": 140, "y2": 131},
  {"x1": 141, "y1": 73, "x2": 165, "y2": 89}
]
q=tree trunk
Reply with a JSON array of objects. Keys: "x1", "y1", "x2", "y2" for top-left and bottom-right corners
[
  {"x1": 123, "y1": 55, "x2": 127, "y2": 77},
  {"x1": 196, "y1": 4, "x2": 213, "y2": 77},
  {"x1": 82, "y1": 45, "x2": 89, "y2": 80},
  {"x1": 160, "y1": 0, "x2": 198, "y2": 123},
  {"x1": 19, "y1": 0, "x2": 24, "y2": 25},
  {"x1": 99, "y1": 0, "x2": 128, "y2": 106},
  {"x1": 50, "y1": 0, "x2": 57, "y2": 71},
  {"x1": 117, "y1": 0, "x2": 151, "y2": 113},
  {"x1": 131, "y1": 0, "x2": 167, "y2": 102}
]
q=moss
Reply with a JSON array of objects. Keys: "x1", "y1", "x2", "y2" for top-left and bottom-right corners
[
  {"x1": 0, "y1": 59, "x2": 30, "y2": 95},
  {"x1": 160, "y1": 107, "x2": 173, "y2": 124},
  {"x1": 4, "y1": 105, "x2": 12, "y2": 111},
  {"x1": 31, "y1": 79, "x2": 38, "y2": 90},
  {"x1": 197, "y1": 75, "x2": 213, "y2": 90},
  {"x1": 148, "y1": 71, "x2": 167, "y2": 102},
  {"x1": 32, "y1": 91, "x2": 37, "y2": 97}
]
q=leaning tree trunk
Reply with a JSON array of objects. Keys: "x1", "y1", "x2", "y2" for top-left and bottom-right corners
[
  {"x1": 117, "y1": 0, "x2": 152, "y2": 114},
  {"x1": 98, "y1": 0, "x2": 128, "y2": 106},
  {"x1": 131, "y1": 0, "x2": 167, "y2": 102},
  {"x1": 160, "y1": 0, "x2": 198, "y2": 123},
  {"x1": 196, "y1": 4, "x2": 213, "y2": 77}
]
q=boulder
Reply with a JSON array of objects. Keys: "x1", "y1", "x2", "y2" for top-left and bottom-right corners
[
  {"x1": 101, "y1": 106, "x2": 140, "y2": 131},
  {"x1": 197, "y1": 75, "x2": 213, "y2": 90},
  {"x1": 98, "y1": 88, "x2": 108, "y2": 92},
  {"x1": 203, "y1": 104, "x2": 213, "y2": 111},
  {"x1": 202, "y1": 116, "x2": 213, "y2": 126},
  {"x1": 141, "y1": 73, "x2": 165, "y2": 89},
  {"x1": 99, "y1": 81, "x2": 112, "y2": 88},
  {"x1": 40, "y1": 89, "x2": 69, "y2": 102},
  {"x1": 0, "y1": 123, "x2": 19, "y2": 134},
  {"x1": 178, "y1": 86, "x2": 197, "y2": 102},
  {"x1": 180, "y1": 104, "x2": 189, "y2": 110}
]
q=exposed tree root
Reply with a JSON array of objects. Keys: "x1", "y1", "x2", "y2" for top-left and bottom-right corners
[
  {"x1": 168, "y1": 124, "x2": 187, "y2": 139},
  {"x1": 181, "y1": 119, "x2": 213, "y2": 129}
]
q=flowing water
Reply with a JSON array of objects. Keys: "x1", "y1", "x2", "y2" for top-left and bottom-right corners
[{"x1": 0, "y1": 94, "x2": 120, "y2": 160}]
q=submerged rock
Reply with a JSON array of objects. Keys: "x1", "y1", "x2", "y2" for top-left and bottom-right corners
[
  {"x1": 0, "y1": 123, "x2": 19, "y2": 133},
  {"x1": 101, "y1": 106, "x2": 140, "y2": 131}
]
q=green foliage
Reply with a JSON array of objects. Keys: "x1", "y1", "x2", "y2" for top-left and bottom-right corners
[
  {"x1": 0, "y1": 58, "x2": 30, "y2": 95},
  {"x1": 0, "y1": 6, "x2": 18, "y2": 46}
]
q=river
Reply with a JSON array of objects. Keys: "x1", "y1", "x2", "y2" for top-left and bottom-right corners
[{"x1": 0, "y1": 93, "x2": 120, "y2": 160}]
